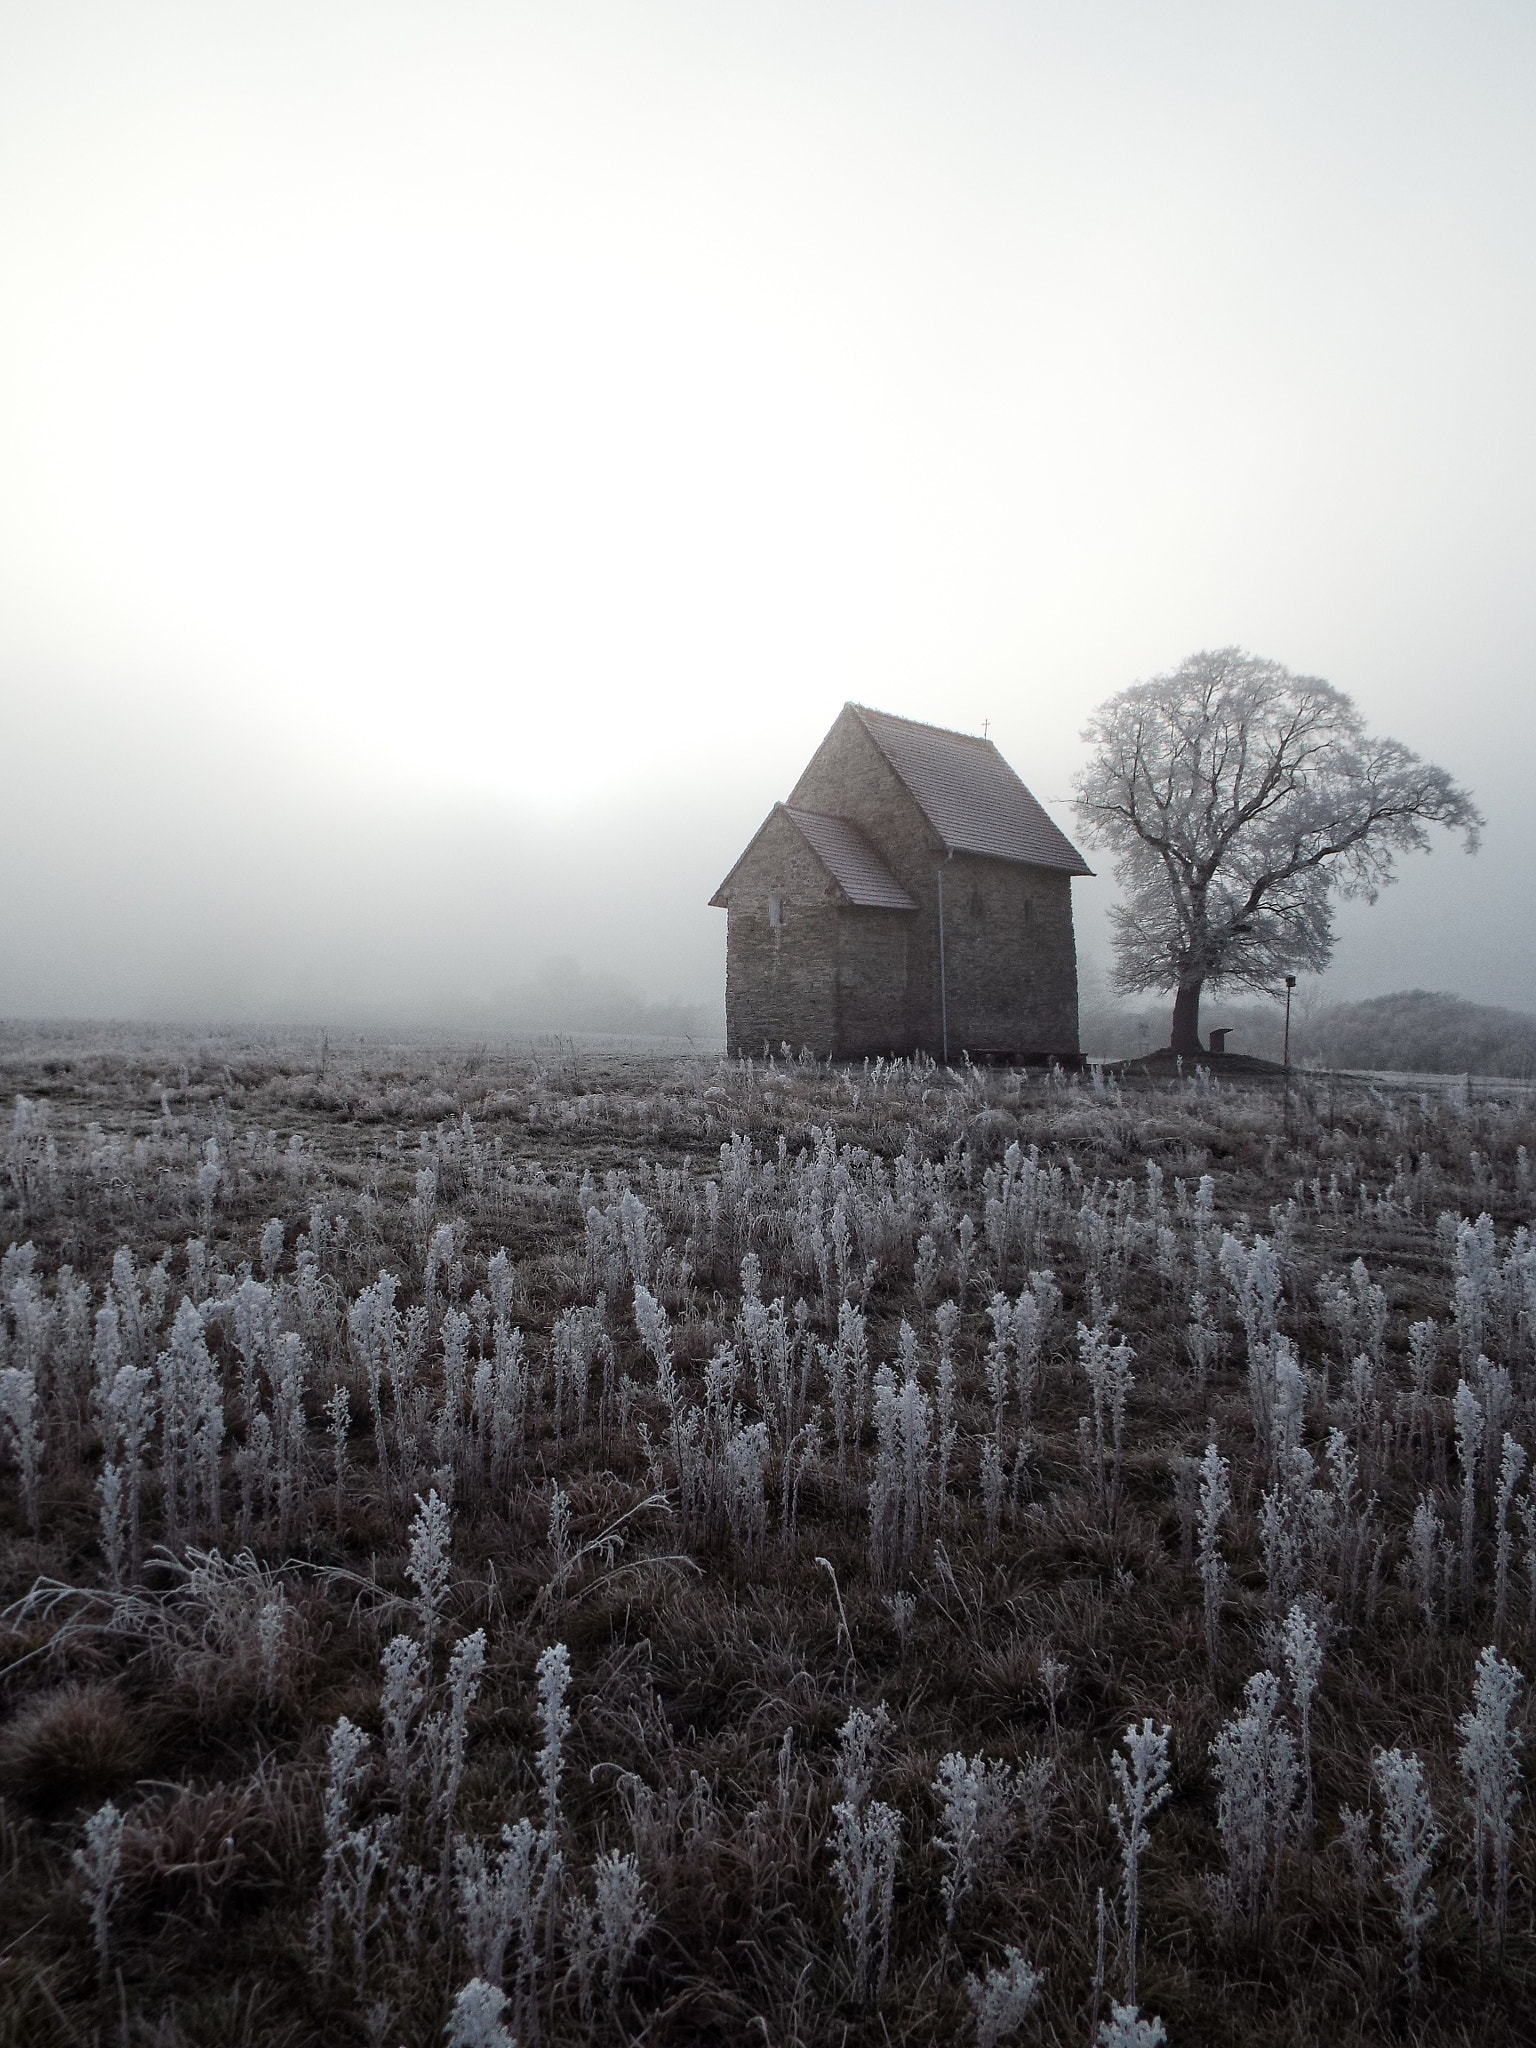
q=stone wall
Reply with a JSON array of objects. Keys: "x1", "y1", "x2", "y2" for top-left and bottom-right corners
[
  {"x1": 834, "y1": 909, "x2": 913, "y2": 1057},
  {"x1": 721, "y1": 809, "x2": 842, "y2": 1055},
  {"x1": 939, "y1": 852, "x2": 1079, "y2": 1057},
  {"x1": 786, "y1": 710, "x2": 947, "y2": 1045}
]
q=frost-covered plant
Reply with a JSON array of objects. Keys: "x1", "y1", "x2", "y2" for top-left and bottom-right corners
[
  {"x1": 1109, "y1": 1721, "x2": 1171, "y2": 2004},
  {"x1": 965, "y1": 1946, "x2": 1042, "y2": 2047},
  {"x1": 258, "y1": 1216, "x2": 284, "y2": 1281},
  {"x1": 837, "y1": 1299, "x2": 870, "y2": 1454},
  {"x1": 1452, "y1": 1213, "x2": 1499, "y2": 1372},
  {"x1": 349, "y1": 1272, "x2": 402, "y2": 1490},
  {"x1": 914, "y1": 1232, "x2": 940, "y2": 1306},
  {"x1": 426, "y1": 1630, "x2": 487, "y2": 1878},
  {"x1": 933, "y1": 1752, "x2": 1021, "y2": 1925},
  {"x1": 723, "y1": 1418, "x2": 770, "y2": 1551},
  {"x1": 1196, "y1": 1442, "x2": 1231, "y2": 1664},
  {"x1": 327, "y1": 1382, "x2": 350, "y2": 1533},
  {"x1": 1520, "y1": 1484, "x2": 1536, "y2": 1638},
  {"x1": 1078, "y1": 1320, "x2": 1135, "y2": 1517},
  {"x1": 407, "y1": 1488, "x2": 453, "y2": 1657},
  {"x1": 535, "y1": 1641, "x2": 572, "y2": 1846},
  {"x1": 197, "y1": 1138, "x2": 221, "y2": 1235},
  {"x1": 1097, "y1": 2005, "x2": 1167, "y2": 2048},
  {"x1": 830, "y1": 1704, "x2": 901, "y2": 2001},
  {"x1": 1210, "y1": 1671, "x2": 1300, "y2": 1922},
  {"x1": 381, "y1": 1633, "x2": 428, "y2": 1806},
  {"x1": 979, "y1": 1437, "x2": 1006, "y2": 1551},
  {"x1": 1015, "y1": 1272, "x2": 1057, "y2": 1422},
  {"x1": 1456, "y1": 1644, "x2": 1524, "y2": 1947},
  {"x1": 255, "y1": 1586, "x2": 288, "y2": 1700},
  {"x1": 1406, "y1": 1318, "x2": 1440, "y2": 1463},
  {"x1": 1184, "y1": 1290, "x2": 1222, "y2": 1390},
  {"x1": 271, "y1": 1333, "x2": 309, "y2": 1545},
  {"x1": 1493, "y1": 1436, "x2": 1527, "y2": 1644},
  {"x1": 888, "y1": 1590, "x2": 916, "y2": 1659},
  {"x1": 317, "y1": 1717, "x2": 370, "y2": 1969},
  {"x1": 445, "y1": 1977, "x2": 517, "y2": 2048},
  {"x1": 633, "y1": 1282, "x2": 678, "y2": 1414},
  {"x1": 1221, "y1": 1232, "x2": 1283, "y2": 1452},
  {"x1": 934, "y1": 1300, "x2": 959, "y2": 1517},
  {"x1": 1453, "y1": 1379, "x2": 1484, "y2": 1604},
  {"x1": 985, "y1": 1293, "x2": 1015, "y2": 1444},
  {"x1": 481, "y1": 1319, "x2": 530, "y2": 1487},
  {"x1": 334, "y1": 1814, "x2": 393, "y2": 1989},
  {"x1": 159, "y1": 1298, "x2": 224, "y2": 1543},
  {"x1": 456, "y1": 1820, "x2": 538, "y2": 1993},
  {"x1": 73, "y1": 1799, "x2": 124, "y2": 1985},
  {"x1": 591, "y1": 1847, "x2": 651, "y2": 1998},
  {"x1": 0, "y1": 1365, "x2": 42, "y2": 1529},
  {"x1": 551, "y1": 1304, "x2": 602, "y2": 1444},
  {"x1": 868, "y1": 1357, "x2": 931, "y2": 1580},
  {"x1": 1374, "y1": 1746, "x2": 1440, "y2": 1987},
  {"x1": 1406, "y1": 1492, "x2": 1443, "y2": 1633},
  {"x1": 97, "y1": 1461, "x2": 126, "y2": 1587},
  {"x1": 1280, "y1": 1604, "x2": 1323, "y2": 1840}
]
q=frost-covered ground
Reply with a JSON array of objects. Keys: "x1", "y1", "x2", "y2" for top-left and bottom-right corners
[{"x1": 1, "y1": 1029, "x2": 1533, "y2": 2047}]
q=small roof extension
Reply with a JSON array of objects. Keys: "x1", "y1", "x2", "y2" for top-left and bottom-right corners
[
  {"x1": 709, "y1": 805, "x2": 916, "y2": 911},
  {"x1": 850, "y1": 704, "x2": 1093, "y2": 875}
]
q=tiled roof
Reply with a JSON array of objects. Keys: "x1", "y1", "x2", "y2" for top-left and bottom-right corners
[
  {"x1": 783, "y1": 808, "x2": 916, "y2": 909},
  {"x1": 852, "y1": 705, "x2": 1093, "y2": 875}
]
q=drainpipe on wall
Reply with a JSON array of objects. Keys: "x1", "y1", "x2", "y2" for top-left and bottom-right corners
[{"x1": 936, "y1": 853, "x2": 952, "y2": 1066}]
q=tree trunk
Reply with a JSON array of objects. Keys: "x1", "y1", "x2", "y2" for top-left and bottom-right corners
[{"x1": 1170, "y1": 981, "x2": 1204, "y2": 1056}]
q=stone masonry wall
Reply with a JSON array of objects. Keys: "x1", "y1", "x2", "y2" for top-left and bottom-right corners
[
  {"x1": 786, "y1": 711, "x2": 947, "y2": 1047},
  {"x1": 939, "y1": 852, "x2": 1080, "y2": 1056},
  {"x1": 834, "y1": 909, "x2": 913, "y2": 1057},
  {"x1": 721, "y1": 809, "x2": 841, "y2": 1055}
]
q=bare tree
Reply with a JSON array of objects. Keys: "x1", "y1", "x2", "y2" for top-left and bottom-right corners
[{"x1": 1073, "y1": 649, "x2": 1481, "y2": 1057}]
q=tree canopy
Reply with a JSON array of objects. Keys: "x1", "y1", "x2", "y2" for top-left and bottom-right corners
[{"x1": 1072, "y1": 648, "x2": 1482, "y2": 1056}]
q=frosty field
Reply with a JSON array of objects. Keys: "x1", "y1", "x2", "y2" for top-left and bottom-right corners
[{"x1": 1, "y1": 1026, "x2": 1533, "y2": 2047}]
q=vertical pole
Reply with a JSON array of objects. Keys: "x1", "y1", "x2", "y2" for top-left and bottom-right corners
[{"x1": 936, "y1": 864, "x2": 949, "y2": 1066}]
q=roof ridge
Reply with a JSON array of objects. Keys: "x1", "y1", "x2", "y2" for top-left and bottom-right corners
[{"x1": 848, "y1": 702, "x2": 998, "y2": 751}]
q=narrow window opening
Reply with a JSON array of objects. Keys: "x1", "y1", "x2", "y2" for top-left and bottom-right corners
[
  {"x1": 969, "y1": 887, "x2": 985, "y2": 919},
  {"x1": 768, "y1": 895, "x2": 785, "y2": 927}
]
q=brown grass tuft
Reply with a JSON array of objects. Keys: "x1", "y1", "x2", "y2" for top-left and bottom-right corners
[{"x1": 0, "y1": 1683, "x2": 149, "y2": 1815}]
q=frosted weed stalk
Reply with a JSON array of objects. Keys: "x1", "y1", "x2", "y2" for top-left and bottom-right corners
[
  {"x1": 407, "y1": 1488, "x2": 453, "y2": 1658},
  {"x1": 1108, "y1": 1721, "x2": 1171, "y2": 2005},
  {"x1": 829, "y1": 1704, "x2": 901, "y2": 2002},
  {"x1": 932, "y1": 1750, "x2": 1022, "y2": 1926},
  {"x1": 965, "y1": 1947, "x2": 1042, "y2": 2047},
  {"x1": 1210, "y1": 1671, "x2": 1300, "y2": 1924},
  {"x1": 1456, "y1": 1643, "x2": 1524, "y2": 1948},
  {"x1": 1373, "y1": 1746, "x2": 1440, "y2": 1988},
  {"x1": 73, "y1": 1799, "x2": 124, "y2": 1986},
  {"x1": 1196, "y1": 1443, "x2": 1231, "y2": 1665}
]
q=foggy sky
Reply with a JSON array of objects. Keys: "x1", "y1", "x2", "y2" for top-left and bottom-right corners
[{"x1": 3, "y1": 1, "x2": 1533, "y2": 1030}]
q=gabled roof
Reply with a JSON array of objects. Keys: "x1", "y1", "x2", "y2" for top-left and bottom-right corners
[
  {"x1": 782, "y1": 809, "x2": 916, "y2": 909},
  {"x1": 709, "y1": 804, "x2": 915, "y2": 910},
  {"x1": 850, "y1": 704, "x2": 1093, "y2": 875}
]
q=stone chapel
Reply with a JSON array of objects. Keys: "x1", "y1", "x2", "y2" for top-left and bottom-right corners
[{"x1": 710, "y1": 703, "x2": 1092, "y2": 1061}]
